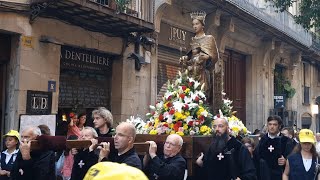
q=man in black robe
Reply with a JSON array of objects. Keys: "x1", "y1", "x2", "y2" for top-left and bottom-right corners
[
  {"x1": 196, "y1": 118, "x2": 256, "y2": 180},
  {"x1": 254, "y1": 115, "x2": 292, "y2": 180},
  {"x1": 98, "y1": 122, "x2": 142, "y2": 169},
  {"x1": 143, "y1": 134, "x2": 186, "y2": 180},
  {"x1": 71, "y1": 127, "x2": 99, "y2": 180},
  {"x1": 11, "y1": 126, "x2": 55, "y2": 180}
]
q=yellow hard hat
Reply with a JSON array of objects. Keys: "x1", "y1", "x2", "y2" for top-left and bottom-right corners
[
  {"x1": 3, "y1": 130, "x2": 20, "y2": 141},
  {"x1": 299, "y1": 129, "x2": 315, "y2": 143},
  {"x1": 84, "y1": 162, "x2": 148, "y2": 180}
]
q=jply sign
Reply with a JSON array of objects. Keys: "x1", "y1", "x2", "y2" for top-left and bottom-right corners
[
  {"x1": 158, "y1": 22, "x2": 193, "y2": 51},
  {"x1": 60, "y1": 46, "x2": 113, "y2": 75},
  {"x1": 26, "y1": 91, "x2": 52, "y2": 115}
]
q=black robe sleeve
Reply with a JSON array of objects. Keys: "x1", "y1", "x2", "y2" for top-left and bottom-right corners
[
  {"x1": 238, "y1": 145, "x2": 257, "y2": 180},
  {"x1": 146, "y1": 155, "x2": 186, "y2": 180}
]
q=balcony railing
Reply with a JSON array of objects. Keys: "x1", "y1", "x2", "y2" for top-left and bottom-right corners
[
  {"x1": 226, "y1": 0, "x2": 312, "y2": 47},
  {"x1": 89, "y1": 0, "x2": 154, "y2": 23},
  {"x1": 310, "y1": 32, "x2": 320, "y2": 55}
]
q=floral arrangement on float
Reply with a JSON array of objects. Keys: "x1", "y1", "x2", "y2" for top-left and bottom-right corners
[
  {"x1": 214, "y1": 91, "x2": 249, "y2": 137},
  {"x1": 142, "y1": 70, "x2": 213, "y2": 136},
  {"x1": 127, "y1": 71, "x2": 249, "y2": 137}
]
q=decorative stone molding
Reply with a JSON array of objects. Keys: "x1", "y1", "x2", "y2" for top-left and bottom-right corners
[
  {"x1": 270, "y1": 41, "x2": 284, "y2": 68},
  {"x1": 154, "y1": 0, "x2": 172, "y2": 33},
  {"x1": 290, "y1": 51, "x2": 301, "y2": 77},
  {"x1": 217, "y1": 17, "x2": 235, "y2": 53},
  {"x1": 262, "y1": 38, "x2": 275, "y2": 66}
]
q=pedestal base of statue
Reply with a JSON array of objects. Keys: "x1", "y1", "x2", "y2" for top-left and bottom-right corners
[{"x1": 135, "y1": 134, "x2": 212, "y2": 176}]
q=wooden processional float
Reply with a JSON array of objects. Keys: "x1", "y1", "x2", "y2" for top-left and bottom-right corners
[{"x1": 30, "y1": 135, "x2": 212, "y2": 176}]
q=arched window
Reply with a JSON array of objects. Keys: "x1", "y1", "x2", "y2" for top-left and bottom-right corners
[{"x1": 301, "y1": 113, "x2": 312, "y2": 129}]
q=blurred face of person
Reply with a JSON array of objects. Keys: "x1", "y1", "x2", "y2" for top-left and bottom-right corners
[
  {"x1": 281, "y1": 129, "x2": 290, "y2": 138},
  {"x1": 316, "y1": 134, "x2": 320, "y2": 142},
  {"x1": 244, "y1": 143, "x2": 254, "y2": 156},
  {"x1": 164, "y1": 135, "x2": 182, "y2": 158},
  {"x1": 301, "y1": 142, "x2": 313, "y2": 152},
  {"x1": 192, "y1": 19, "x2": 204, "y2": 34},
  {"x1": 71, "y1": 115, "x2": 79, "y2": 124},
  {"x1": 93, "y1": 114, "x2": 106, "y2": 129},
  {"x1": 79, "y1": 115, "x2": 86, "y2": 125},
  {"x1": 21, "y1": 129, "x2": 38, "y2": 141},
  {"x1": 213, "y1": 118, "x2": 228, "y2": 136},
  {"x1": 114, "y1": 124, "x2": 133, "y2": 153},
  {"x1": 267, "y1": 120, "x2": 280, "y2": 135},
  {"x1": 5, "y1": 136, "x2": 18, "y2": 149},
  {"x1": 80, "y1": 129, "x2": 94, "y2": 140}
]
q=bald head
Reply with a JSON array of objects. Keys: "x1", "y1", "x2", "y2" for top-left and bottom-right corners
[
  {"x1": 213, "y1": 117, "x2": 229, "y2": 136},
  {"x1": 117, "y1": 122, "x2": 136, "y2": 139}
]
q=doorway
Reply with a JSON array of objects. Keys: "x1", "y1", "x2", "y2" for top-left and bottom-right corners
[
  {"x1": 0, "y1": 33, "x2": 11, "y2": 142},
  {"x1": 222, "y1": 49, "x2": 246, "y2": 124}
]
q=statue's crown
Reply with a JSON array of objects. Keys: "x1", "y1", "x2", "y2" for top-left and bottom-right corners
[{"x1": 190, "y1": 11, "x2": 206, "y2": 21}]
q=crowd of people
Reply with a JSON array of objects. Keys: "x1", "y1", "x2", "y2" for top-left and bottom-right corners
[{"x1": 0, "y1": 107, "x2": 319, "y2": 180}]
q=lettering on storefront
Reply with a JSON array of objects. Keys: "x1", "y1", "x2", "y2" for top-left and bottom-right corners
[
  {"x1": 26, "y1": 91, "x2": 52, "y2": 115},
  {"x1": 60, "y1": 46, "x2": 113, "y2": 75},
  {"x1": 159, "y1": 22, "x2": 193, "y2": 51}
]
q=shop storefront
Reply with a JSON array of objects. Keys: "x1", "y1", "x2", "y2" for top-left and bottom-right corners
[{"x1": 57, "y1": 45, "x2": 115, "y2": 133}]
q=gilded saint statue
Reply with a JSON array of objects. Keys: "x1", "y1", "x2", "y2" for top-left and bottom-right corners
[{"x1": 180, "y1": 11, "x2": 219, "y2": 102}]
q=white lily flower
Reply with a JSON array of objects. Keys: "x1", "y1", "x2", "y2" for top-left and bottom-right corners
[
  {"x1": 201, "y1": 110, "x2": 208, "y2": 117},
  {"x1": 178, "y1": 71, "x2": 182, "y2": 77},
  {"x1": 184, "y1": 96, "x2": 193, "y2": 104},
  {"x1": 173, "y1": 101, "x2": 184, "y2": 112},
  {"x1": 194, "y1": 81, "x2": 200, "y2": 89},
  {"x1": 149, "y1": 105, "x2": 156, "y2": 110},
  {"x1": 201, "y1": 83, "x2": 205, "y2": 91}
]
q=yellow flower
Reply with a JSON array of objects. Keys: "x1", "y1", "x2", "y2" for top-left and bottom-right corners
[
  {"x1": 170, "y1": 130, "x2": 176, "y2": 134},
  {"x1": 197, "y1": 106, "x2": 204, "y2": 116},
  {"x1": 200, "y1": 125, "x2": 209, "y2": 133},
  {"x1": 169, "y1": 123, "x2": 174, "y2": 129},
  {"x1": 176, "y1": 131, "x2": 184, "y2": 136},
  {"x1": 185, "y1": 111, "x2": 190, "y2": 116},
  {"x1": 184, "y1": 88, "x2": 190, "y2": 94},
  {"x1": 174, "y1": 112, "x2": 183, "y2": 120},
  {"x1": 183, "y1": 124, "x2": 188, "y2": 130},
  {"x1": 231, "y1": 126, "x2": 240, "y2": 133},
  {"x1": 243, "y1": 127, "x2": 247, "y2": 134},
  {"x1": 149, "y1": 129, "x2": 157, "y2": 135},
  {"x1": 154, "y1": 118, "x2": 159, "y2": 127},
  {"x1": 181, "y1": 115, "x2": 187, "y2": 120}
]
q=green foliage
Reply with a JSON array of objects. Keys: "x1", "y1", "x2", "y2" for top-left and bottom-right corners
[
  {"x1": 115, "y1": 0, "x2": 131, "y2": 13},
  {"x1": 274, "y1": 70, "x2": 296, "y2": 98},
  {"x1": 267, "y1": 0, "x2": 320, "y2": 29}
]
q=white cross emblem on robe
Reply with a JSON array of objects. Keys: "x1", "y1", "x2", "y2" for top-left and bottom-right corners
[
  {"x1": 78, "y1": 160, "x2": 85, "y2": 168},
  {"x1": 268, "y1": 145, "x2": 275, "y2": 152},
  {"x1": 217, "y1": 153, "x2": 224, "y2": 160}
]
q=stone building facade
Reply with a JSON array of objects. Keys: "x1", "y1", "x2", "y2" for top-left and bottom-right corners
[
  {"x1": 0, "y1": 0, "x2": 156, "y2": 135},
  {"x1": 154, "y1": 0, "x2": 320, "y2": 132}
]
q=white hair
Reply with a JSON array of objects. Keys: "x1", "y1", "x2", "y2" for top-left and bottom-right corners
[
  {"x1": 168, "y1": 134, "x2": 184, "y2": 146},
  {"x1": 21, "y1": 126, "x2": 42, "y2": 137},
  {"x1": 83, "y1": 126, "x2": 98, "y2": 138}
]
